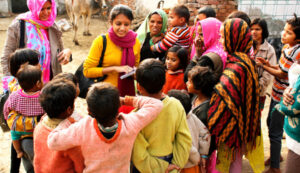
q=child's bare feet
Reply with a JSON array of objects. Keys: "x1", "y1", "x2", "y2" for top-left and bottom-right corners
[{"x1": 16, "y1": 151, "x2": 24, "y2": 158}]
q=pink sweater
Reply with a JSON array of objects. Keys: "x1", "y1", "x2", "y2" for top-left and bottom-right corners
[
  {"x1": 34, "y1": 113, "x2": 85, "y2": 173},
  {"x1": 47, "y1": 96, "x2": 163, "y2": 173}
]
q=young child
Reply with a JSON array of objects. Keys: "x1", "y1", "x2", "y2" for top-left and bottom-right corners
[
  {"x1": 34, "y1": 78, "x2": 84, "y2": 173},
  {"x1": 186, "y1": 66, "x2": 218, "y2": 173},
  {"x1": 151, "y1": 5, "x2": 190, "y2": 53},
  {"x1": 47, "y1": 82, "x2": 163, "y2": 172},
  {"x1": 3, "y1": 48, "x2": 40, "y2": 94},
  {"x1": 276, "y1": 63, "x2": 300, "y2": 173},
  {"x1": 52, "y1": 72, "x2": 83, "y2": 121},
  {"x1": 4, "y1": 64, "x2": 44, "y2": 158},
  {"x1": 34, "y1": 73, "x2": 85, "y2": 173},
  {"x1": 3, "y1": 48, "x2": 41, "y2": 173},
  {"x1": 168, "y1": 89, "x2": 211, "y2": 173},
  {"x1": 131, "y1": 59, "x2": 192, "y2": 173},
  {"x1": 186, "y1": 66, "x2": 217, "y2": 126},
  {"x1": 256, "y1": 13, "x2": 300, "y2": 172},
  {"x1": 163, "y1": 45, "x2": 189, "y2": 94}
]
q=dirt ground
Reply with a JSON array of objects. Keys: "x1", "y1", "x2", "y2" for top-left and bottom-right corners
[{"x1": 0, "y1": 15, "x2": 288, "y2": 173}]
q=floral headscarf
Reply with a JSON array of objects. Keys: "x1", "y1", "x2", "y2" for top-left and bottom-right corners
[
  {"x1": 137, "y1": 9, "x2": 168, "y2": 46},
  {"x1": 17, "y1": 0, "x2": 57, "y2": 82},
  {"x1": 18, "y1": 0, "x2": 57, "y2": 27}
]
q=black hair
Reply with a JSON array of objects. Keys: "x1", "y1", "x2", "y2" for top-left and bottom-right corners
[
  {"x1": 184, "y1": 55, "x2": 215, "y2": 82},
  {"x1": 167, "y1": 45, "x2": 189, "y2": 70},
  {"x1": 109, "y1": 4, "x2": 134, "y2": 22},
  {"x1": 9, "y1": 48, "x2": 40, "y2": 77},
  {"x1": 16, "y1": 63, "x2": 42, "y2": 92},
  {"x1": 198, "y1": 6, "x2": 216, "y2": 18},
  {"x1": 148, "y1": 11, "x2": 159, "y2": 20},
  {"x1": 86, "y1": 83, "x2": 120, "y2": 126},
  {"x1": 136, "y1": 59, "x2": 165, "y2": 94},
  {"x1": 53, "y1": 72, "x2": 78, "y2": 86},
  {"x1": 172, "y1": 5, "x2": 190, "y2": 24},
  {"x1": 227, "y1": 11, "x2": 251, "y2": 26},
  {"x1": 188, "y1": 66, "x2": 217, "y2": 97},
  {"x1": 39, "y1": 79, "x2": 76, "y2": 119},
  {"x1": 167, "y1": 89, "x2": 191, "y2": 114},
  {"x1": 251, "y1": 18, "x2": 269, "y2": 41},
  {"x1": 287, "y1": 13, "x2": 300, "y2": 41}
]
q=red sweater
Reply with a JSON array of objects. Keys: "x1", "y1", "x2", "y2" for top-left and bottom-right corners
[
  {"x1": 163, "y1": 70, "x2": 187, "y2": 94},
  {"x1": 34, "y1": 116, "x2": 84, "y2": 173}
]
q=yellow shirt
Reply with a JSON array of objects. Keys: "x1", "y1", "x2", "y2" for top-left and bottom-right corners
[
  {"x1": 132, "y1": 96, "x2": 192, "y2": 172},
  {"x1": 83, "y1": 34, "x2": 140, "y2": 87}
]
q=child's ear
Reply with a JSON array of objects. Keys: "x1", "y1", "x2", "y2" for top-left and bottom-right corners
[
  {"x1": 136, "y1": 83, "x2": 144, "y2": 94},
  {"x1": 66, "y1": 104, "x2": 74, "y2": 116},
  {"x1": 36, "y1": 80, "x2": 43, "y2": 89},
  {"x1": 179, "y1": 17, "x2": 186, "y2": 25},
  {"x1": 87, "y1": 107, "x2": 94, "y2": 118}
]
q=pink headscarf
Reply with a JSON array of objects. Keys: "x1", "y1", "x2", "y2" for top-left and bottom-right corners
[
  {"x1": 190, "y1": 18, "x2": 227, "y2": 69},
  {"x1": 16, "y1": 0, "x2": 57, "y2": 83},
  {"x1": 18, "y1": 0, "x2": 57, "y2": 27}
]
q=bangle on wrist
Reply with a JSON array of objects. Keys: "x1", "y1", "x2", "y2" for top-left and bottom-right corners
[{"x1": 201, "y1": 155, "x2": 208, "y2": 159}]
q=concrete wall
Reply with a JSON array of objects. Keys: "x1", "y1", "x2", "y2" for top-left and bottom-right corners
[{"x1": 0, "y1": 0, "x2": 10, "y2": 13}]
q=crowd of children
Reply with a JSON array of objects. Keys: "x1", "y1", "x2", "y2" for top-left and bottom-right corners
[{"x1": 1, "y1": 2, "x2": 300, "y2": 173}]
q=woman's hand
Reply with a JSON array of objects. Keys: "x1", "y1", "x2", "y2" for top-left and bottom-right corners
[
  {"x1": 151, "y1": 35, "x2": 163, "y2": 44},
  {"x1": 58, "y1": 48, "x2": 72, "y2": 65},
  {"x1": 283, "y1": 87, "x2": 294, "y2": 106},
  {"x1": 114, "y1": 65, "x2": 134, "y2": 74},
  {"x1": 194, "y1": 36, "x2": 205, "y2": 57}
]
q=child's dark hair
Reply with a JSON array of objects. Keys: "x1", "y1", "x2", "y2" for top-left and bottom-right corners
[
  {"x1": 39, "y1": 79, "x2": 76, "y2": 119},
  {"x1": 198, "y1": 6, "x2": 216, "y2": 18},
  {"x1": 53, "y1": 73, "x2": 78, "y2": 86},
  {"x1": 167, "y1": 45, "x2": 189, "y2": 70},
  {"x1": 9, "y1": 48, "x2": 40, "y2": 77},
  {"x1": 86, "y1": 83, "x2": 120, "y2": 126},
  {"x1": 168, "y1": 89, "x2": 191, "y2": 114},
  {"x1": 188, "y1": 66, "x2": 217, "y2": 97},
  {"x1": 287, "y1": 13, "x2": 300, "y2": 41},
  {"x1": 109, "y1": 4, "x2": 134, "y2": 22},
  {"x1": 251, "y1": 18, "x2": 269, "y2": 41},
  {"x1": 172, "y1": 5, "x2": 190, "y2": 24},
  {"x1": 16, "y1": 63, "x2": 42, "y2": 91},
  {"x1": 136, "y1": 59, "x2": 165, "y2": 94},
  {"x1": 227, "y1": 11, "x2": 251, "y2": 26}
]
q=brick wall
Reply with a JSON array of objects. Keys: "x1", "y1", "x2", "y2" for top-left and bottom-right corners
[
  {"x1": 178, "y1": 0, "x2": 238, "y2": 23},
  {"x1": 111, "y1": 0, "x2": 136, "y2": 12},
  {"x1": 117, "y1": 0, "x2": 237, "y2": 25}
]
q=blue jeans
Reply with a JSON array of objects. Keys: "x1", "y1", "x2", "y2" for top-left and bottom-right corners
[{"x1": 267, "y1": 99, "x2": 284, "y2": 168}]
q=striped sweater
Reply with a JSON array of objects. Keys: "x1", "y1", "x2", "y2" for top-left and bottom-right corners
[
  {"x1": 272, "y1": 44, "x2": 300, "y2": 102},
  {"x1": 153, "y1": 25, "x2": 190, "y2": 53}
]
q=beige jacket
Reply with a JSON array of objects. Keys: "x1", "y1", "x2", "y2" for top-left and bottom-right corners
[
  {"x1": 255, "y1": 40, "x2": 277, "y2": 96},
  {"x1": 184, "y1": 112, "x2": 211, "y2": 168},
  {"x1": 1, "y1": 19, "x2": 63, "y2": 76}
]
